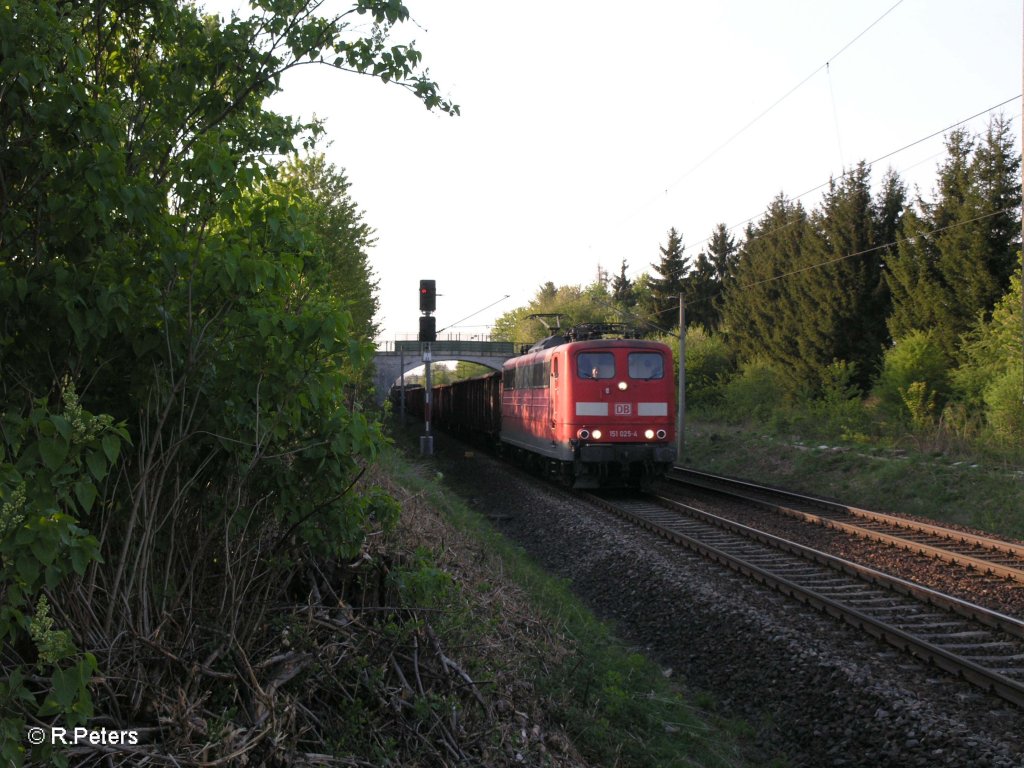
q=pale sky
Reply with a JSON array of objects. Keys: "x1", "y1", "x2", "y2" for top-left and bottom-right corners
[{"x1": 203, "y1": 1, "x2": 1023, "y2": 347}]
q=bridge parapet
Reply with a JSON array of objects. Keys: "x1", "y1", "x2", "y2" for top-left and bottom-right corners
[{"x1": 384, "y1": 339, "x2": 519, "y2": 357}]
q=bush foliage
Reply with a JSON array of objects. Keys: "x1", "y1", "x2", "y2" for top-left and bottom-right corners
[
  {"x1": 872, "y1": 330, "x2": 953, "y2": 425},
  {"x1": 0, "y1": 0, "x2": 454, "y2": 763}
]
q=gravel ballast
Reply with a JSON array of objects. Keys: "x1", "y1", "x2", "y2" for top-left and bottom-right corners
[{"x1": 428, "y1": 437, "x2": 1024, "y2": 768}]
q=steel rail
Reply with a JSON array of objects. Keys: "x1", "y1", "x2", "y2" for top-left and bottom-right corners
[
  {"x1": 666, "y1": 467, "x2": 1024, "y2": 584},
  {"x1": 583, "y1": 491, "x2": 1024, "y2": 709}
]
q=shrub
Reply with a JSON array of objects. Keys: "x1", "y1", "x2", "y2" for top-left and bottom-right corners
[
  {"x1": 801, "y1": 360, "x2": 872, "y2": 438},
  {"x1": 0, "y1": 383, "x2": 126, "y2": 767},
  {"x1": 872, "y1": 330, "x2": 952, "y2": 424},
  {"x1": 683, "y1": 327, "x2": 735, "y2": 411},
  {"x1": 953, "y1": 267, "x2": 1022, "y2": 449},
  {"x1": 983, "y1": 364, "x2": 1024, "y2": 447},
  {"x1": 719, "y1": 358, "x2": 789, "y2": 424}
]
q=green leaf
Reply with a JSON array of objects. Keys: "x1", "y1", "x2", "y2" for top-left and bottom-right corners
[
  {"x1": 101, "y1": 434, "x2": 120, "y2": 464},
  {"x1": 38, "y1": 436, "x2": 70, "y2": 471},
  {"x1": 50, "y1": 415, "x2": 72, "y2": 441},
  {"x1": 31, "y1": 533, "x2": 58, "y2": 566},
  {"x1": 73, "y1": 481, "x2": 97, "y2": 513},
  {"x1": 52, "y1": 667, "x2": 78, "y2": 708},
  {"x1": 70, "y1": 544, "x2": 97, "y2": 575},
  {"x1": 16, "y1": 552, "x2": 40, "y2": 585},
  {"x1": 85, "y1": 450, "x2": 108, "y2": 481}
]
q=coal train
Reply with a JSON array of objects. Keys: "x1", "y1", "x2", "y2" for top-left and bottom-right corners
[{"x1": 395, "y1": 325, "x2": 677, "y2": 488}]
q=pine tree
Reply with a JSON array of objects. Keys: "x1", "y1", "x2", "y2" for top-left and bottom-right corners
[
  {"x1": 885, "y1": 207, "x2": 956, "y2": 345},
  {"x1": 707, "y1": 222, "x2": 739, "y2": 283},
  {"x1": 799, "y1": 162, "x2": 892, "y2": 390},
  {"x1": 886, "y1": 118, "x2": 1021, "y2": 359},
  {"x1": 871, "y1": 167, "x2": 907, "y2": 341},
  {"x1": 611, "y1": 259, "x2": 635, "y2": 308},
  {"x1": 536, "y1": 281, "x2": 558, "y2": 307},
  {"x1": 649, "y1": 227, "x2": 688, "y2": 329},
  {"x1": 683, "y1": 251, "x2": 719, "y2": 331},
  {"x1": 964, "y1": 115, "x2": 1021, "y2": 300},
  {"x1": 721, "y1": 195, "x2": 812, "y2": 386},
  {"x1": 874, "y1": 167, "x2": 907, "y2": 253},
  {"x1": 686, "y1": 223, "x2": 738, "y2": 332}
]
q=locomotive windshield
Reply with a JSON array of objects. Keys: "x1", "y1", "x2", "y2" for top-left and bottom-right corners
[
  {"x1": 628, "y1": 352, "x2": 664, "y2": 380},
  {"x1": 576, "y1": 352, "x2": 614, "y2": 379}
]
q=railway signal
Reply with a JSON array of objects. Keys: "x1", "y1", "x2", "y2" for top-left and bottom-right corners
[
  {"x1": 419, "y1": 279, "x2": 436, "y2": 312},
  {"x1": 417, "y1": 278, "x2": 436, "y2": 455},
  {"x1": 418, "y1": 279, "x2": 436, "y2": 342},
  {"x1": 418, "y1": 315, "x2": 436, "y2": 342}
]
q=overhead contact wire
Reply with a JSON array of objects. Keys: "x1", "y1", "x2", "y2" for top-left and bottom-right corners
[{"x1": 661, "y1": 0, "x2": 906, "y2": 196}]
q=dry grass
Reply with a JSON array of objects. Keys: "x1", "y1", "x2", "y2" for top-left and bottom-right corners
[
  {"x1": 368, "y1": 460, "x2": 590, "y2": 767},
  {"x1": 36, "y1": 457, "x2": 590, "y2": 767}
]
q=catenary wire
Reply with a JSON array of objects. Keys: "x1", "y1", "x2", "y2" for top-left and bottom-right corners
[
  {"x1": 680, "y1": 98, "x2": 1021, "y2": 264},
  {"x1": 661, "y1": 0, "x2": 906, "y2": 196}
]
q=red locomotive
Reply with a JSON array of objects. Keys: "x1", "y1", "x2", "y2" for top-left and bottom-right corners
[{"x1": 397, "y1": 324, "x2": 677, "y2": 488}]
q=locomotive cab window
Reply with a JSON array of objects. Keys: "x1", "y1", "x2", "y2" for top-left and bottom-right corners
[
  {"x1": 629, "y1": 352, "x2": 664, "y2": 380},
  {"x1": 577, "y1": 352, "x2": 614, "y2": 379}
]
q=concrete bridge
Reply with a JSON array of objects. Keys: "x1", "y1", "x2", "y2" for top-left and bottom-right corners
[{"x1": 372, "y1": 339, "x2": 521, "y2": 403}]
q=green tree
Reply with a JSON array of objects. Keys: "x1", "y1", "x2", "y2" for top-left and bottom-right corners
[
  {"x1": 629, "y1": 272, "x2": 662, "y2": 332},
  {"x1": 684, "y1": 222, "x2": 739, "y2": 333},
  {"x1": 874, "y1": 167, "x2": 907, "y2": 255},
  {"x1": 707, "y1": 222, "x2": 740, "y2": 283},
  {"x1": 0, "y1": 0, "x2": 453, "y2": 761},
  {"x1": 961, "y1": 115, "x2": 1021, "y2": 300},
  {"x1": 680, "y1": 327, "x2": 735, "y2": 409},
  {"x1": 802, "y1": 162, "x2": 892, "y2": 390},
  {"x1": 886, "y1": 119, "x2": 1021, "y2": 358},
  {"x1": 720, "y1": 195, "x2": 814, "y2": 390},
  {"x1": 536, "y1": 281, "x2": 559, "y2": 306},
  {"x1": 453, "y1": 361, "x2": 494, "y2": 380},
  {"x1": 265, "y1": 154, "x2": 381, "y2": 339},
  {"x1": 722, "y1": 167, "x2": 903, "y2": 393},
  {"x1": 491, "y1": 281, "x2": 610, "y2": 345},
  {"x1": 611, "y1": 259, "x2": 636, "y2": 309},
  {"x1": 648, "y1": 228, "x2": 689, "y2": 330},
  {"x1": 953, "y1": 257, "x2": 1023, "y2": 443}
]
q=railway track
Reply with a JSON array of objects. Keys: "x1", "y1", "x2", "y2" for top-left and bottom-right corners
[
  {"x1": 666, "y1": 466, "x2": 1024, "y2": 586},
  {"x1": 584, "y1": 489, "x2": 1024, "y2": 708}
]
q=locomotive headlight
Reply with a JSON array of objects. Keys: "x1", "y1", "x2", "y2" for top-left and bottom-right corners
[
  {"x1": 656, "y1": 429, "x2": 667, "y2": 439},
  {"x1": 591, "y1": 429, "x2": 602, "y2": 440},
  {"x1": 618, "y1": 381, "x2": 628, "y2": 391},
  {"x1": 578, "y1": 429, "x2": 590, "y2": 440},
  {"x1": 644, "y1": 429, "x2": 655, "y2": 439}
]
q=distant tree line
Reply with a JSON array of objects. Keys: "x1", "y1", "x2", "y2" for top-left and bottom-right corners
[{"x1": 492, "y1": 117, "x2": 1022, "y2": 447}]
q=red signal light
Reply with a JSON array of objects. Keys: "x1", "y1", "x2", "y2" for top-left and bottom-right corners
[{"x1": 419, "y1": 279, "x2": 436, "y2": 312}]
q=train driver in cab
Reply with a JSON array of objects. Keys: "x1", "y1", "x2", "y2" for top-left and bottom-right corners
[{"x1": 579, "y1": 353, "x2": 613, "y2": 379}]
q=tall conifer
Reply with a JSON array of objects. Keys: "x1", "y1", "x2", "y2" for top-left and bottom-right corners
[
  {"x1": 685, "y1": 223, "x2": 737, "y2": 332},
  {"x1": 649, "y1": 227, "x2": 689, "y2": 328},
  {"x1": 885, "y1": 118, "x2": 1021, "y2": 358},
  {"x1": 611, "y1": 259, "x2": 635, "y2": 308},
  {"x1": 721, "y1": 195, "x2": 812, "y2": 386},
  {"x1": 885, "y1": 208, "x2": 955, "y2": 345},
  {"x1": 800, "y1": 162, "x2": 891, "y2": 389}
]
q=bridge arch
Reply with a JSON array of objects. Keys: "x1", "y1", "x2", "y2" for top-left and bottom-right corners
[{"x1": 372, "y1": 340, "x2": 519, "y2": 404}]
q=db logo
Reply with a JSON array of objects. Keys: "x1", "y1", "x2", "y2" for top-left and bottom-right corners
[{"x1": 614, "y1": 403, "x2": 632, "y2": 415}]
